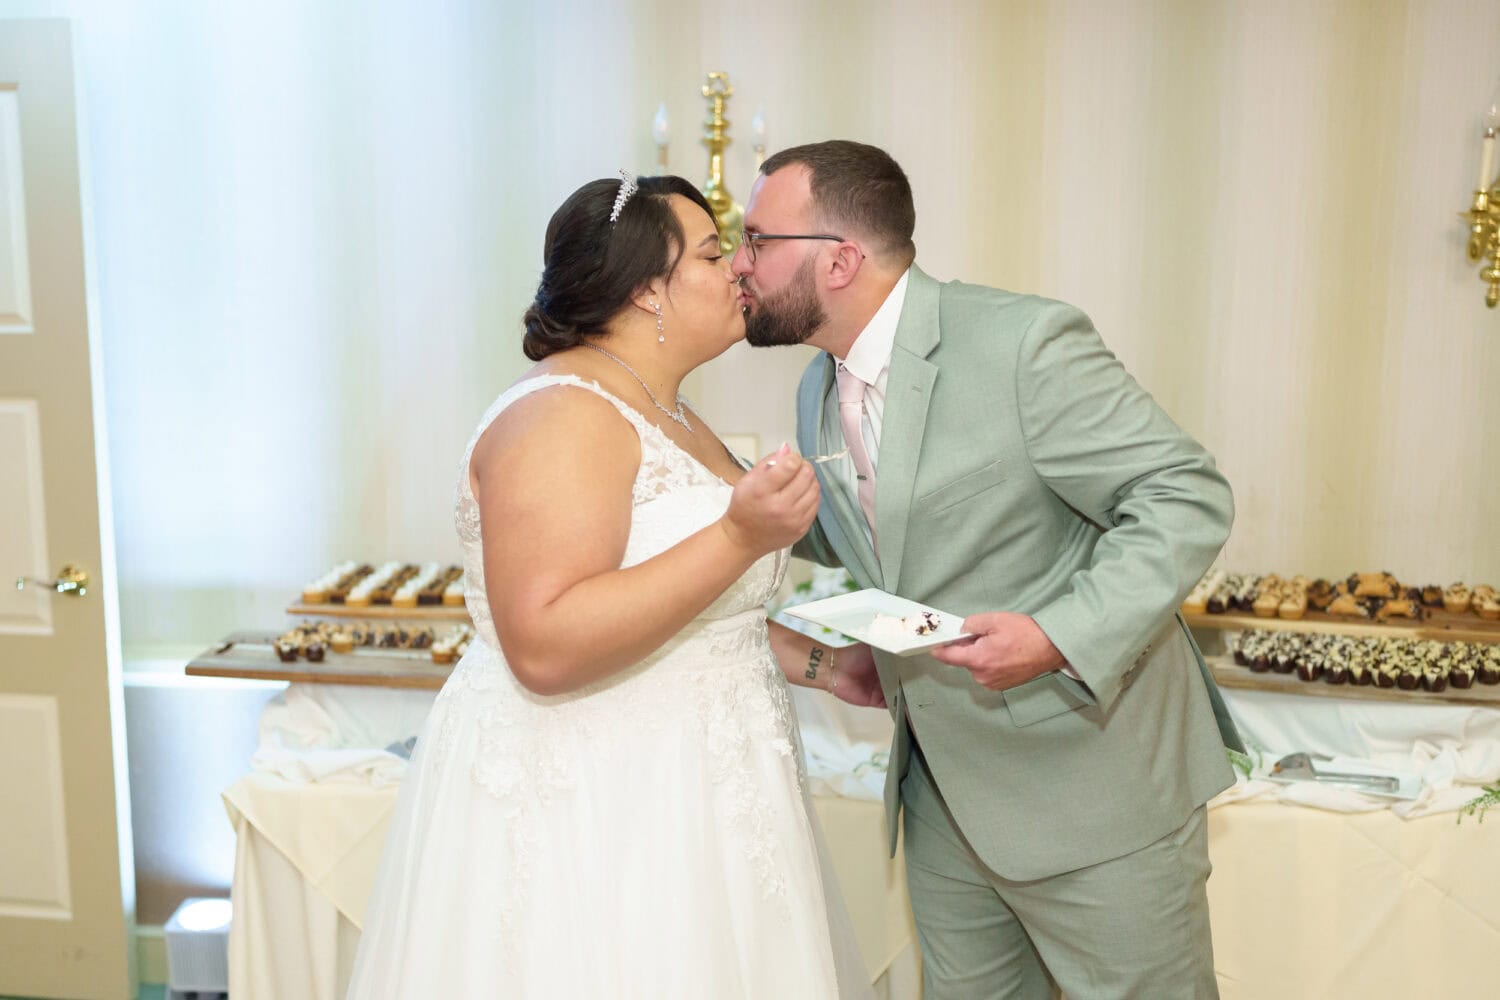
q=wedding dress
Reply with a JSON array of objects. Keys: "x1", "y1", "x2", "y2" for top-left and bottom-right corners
[{"x1": 346, "y1": 375, "x2": 872, "y2": 999}]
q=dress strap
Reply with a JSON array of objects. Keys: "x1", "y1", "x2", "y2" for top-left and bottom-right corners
[{"x1": 460, "y1": 375, "x2": 654, "y2": 471}]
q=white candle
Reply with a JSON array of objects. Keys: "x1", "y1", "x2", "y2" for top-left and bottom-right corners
[
  {"x1": 752, "y1": 104, "x2": 766, "y2": 146},
  {"x1": 1484, "y1": 82, "x2": 1500, "y2": 191},
  {"x1": 652, "y1": 102, "x2": 670, "y2": 147}
]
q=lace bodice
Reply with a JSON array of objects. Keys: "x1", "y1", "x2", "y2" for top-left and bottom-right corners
[{"x1": 453, "y1": 374, "x2": 786, "y2": 652}]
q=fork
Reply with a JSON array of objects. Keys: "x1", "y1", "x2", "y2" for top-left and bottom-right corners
[{"x1": 766, "y1": 447, "x2": 849, "y2": 469}]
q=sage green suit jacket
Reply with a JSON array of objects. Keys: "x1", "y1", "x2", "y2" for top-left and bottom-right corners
[{"x1": 795, "y1": 266, "x2": 1242, "y2": 881}]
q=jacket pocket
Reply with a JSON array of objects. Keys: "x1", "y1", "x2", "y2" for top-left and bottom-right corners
[
  {"x1": 1003, "y1": 672, "x2": 1089, "y2": 727},
  {"x1": 918, "y1": 460, "x2": 1006, "y2": 514}
]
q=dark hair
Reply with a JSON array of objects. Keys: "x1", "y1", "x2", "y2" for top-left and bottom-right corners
[
  {"x1": 522, "y1": 175, "x2": 716, "y2": 360},
  {"x1": 760, "y1": 140, "x2": 915, "y2": 264}
]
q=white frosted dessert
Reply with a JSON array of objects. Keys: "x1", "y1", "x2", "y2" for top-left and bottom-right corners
[{"x1": 867, "y1": 610, "x2": 942, "y2": 642}]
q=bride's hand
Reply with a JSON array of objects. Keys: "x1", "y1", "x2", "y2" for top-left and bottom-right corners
[{"x1": 721, "y1": 444, "x2": 821, "y2": 556}]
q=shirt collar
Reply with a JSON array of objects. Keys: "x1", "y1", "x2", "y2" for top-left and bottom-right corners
[{"x1": 839, "y1": 268, "x2": 910, "y2": 384}]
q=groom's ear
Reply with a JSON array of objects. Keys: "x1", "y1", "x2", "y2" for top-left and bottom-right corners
[{"x1": 825, "y1": 242, "x2": 864, "y2": 291}]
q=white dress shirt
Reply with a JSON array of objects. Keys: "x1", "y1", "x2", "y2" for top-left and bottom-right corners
[{"x1": 819, "y1": 269, "x2": 910, "y2": 543}]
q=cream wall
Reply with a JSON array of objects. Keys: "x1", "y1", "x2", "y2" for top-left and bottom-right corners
[{"x1": 10, "y1": 0, "x2": 1500, "y2": 652}]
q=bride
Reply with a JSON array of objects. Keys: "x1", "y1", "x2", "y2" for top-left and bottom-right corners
[{"x1": 345, "y1": 173, "x2": 881, "y2": 998}]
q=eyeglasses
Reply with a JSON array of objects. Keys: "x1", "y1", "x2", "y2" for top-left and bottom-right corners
[{"x1": 739, "y1": 231, "x2": 849, "y2": 264}]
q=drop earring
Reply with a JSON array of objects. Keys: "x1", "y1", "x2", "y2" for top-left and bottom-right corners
[{"x1": 652, "y1": 300, "x2": 664, "y2": 343}]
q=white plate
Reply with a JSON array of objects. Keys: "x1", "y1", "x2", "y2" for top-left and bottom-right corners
[
  {"x1": 779, "y1": 588, "x2": 973, "y2": 657},
  {"x1": 768, "y1": 609, "x2": 858, "y2": 648}
]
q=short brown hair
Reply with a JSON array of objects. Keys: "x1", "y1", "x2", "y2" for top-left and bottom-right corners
[{"x1": 760, "y1": 140, "x2": 915, "y2": 264}]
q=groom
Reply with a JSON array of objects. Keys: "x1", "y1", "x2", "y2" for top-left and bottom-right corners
[{"x1": 734, "y1": 140, "x2": 1242, "y2": 999}]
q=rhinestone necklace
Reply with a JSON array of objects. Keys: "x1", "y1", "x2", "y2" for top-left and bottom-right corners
[{"x1": 583, "y1": 343, "x2": 693, "y2": 431}]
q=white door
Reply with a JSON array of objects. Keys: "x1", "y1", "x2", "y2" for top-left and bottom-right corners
[{"x1": 0, "y1": 19, "x2": 132, "y2": 1000}]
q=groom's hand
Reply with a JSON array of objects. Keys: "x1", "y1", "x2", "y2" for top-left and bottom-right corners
[{"x1": 930, "y1": 612, "x2": 1065, "y2": 691}]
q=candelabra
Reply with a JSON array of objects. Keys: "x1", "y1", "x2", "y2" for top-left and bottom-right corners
[
  {"x1": 651, "y1": 74, "x2": 763, "y2": 254},
  {"x1": 1462, "y1": 82, "x2": 1500, "y2": 308},
  {"x1": 699, "y1": 72, "x2": 743, "y2": 255}
]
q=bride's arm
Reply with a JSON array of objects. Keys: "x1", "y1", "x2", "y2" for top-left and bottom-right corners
[
  {"x1": 768, "y1": 621, "x2": 887, "y2": 708},
  {"x1": 473, "y1": 389, "x2": 817, "y2": 696}
]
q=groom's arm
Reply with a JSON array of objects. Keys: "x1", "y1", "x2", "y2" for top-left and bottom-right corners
[{"x1": 1012, "y1": 303, "x2": 1233, "y2": 712}]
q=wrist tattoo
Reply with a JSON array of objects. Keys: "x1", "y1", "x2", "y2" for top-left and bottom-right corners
[{"x1": 805, "y1": 645, "x2": 825, "y2": 681}]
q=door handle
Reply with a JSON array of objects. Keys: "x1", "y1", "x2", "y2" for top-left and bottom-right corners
[{"x1": 16, "y1": 564, "x2": 89, "y2": 597}]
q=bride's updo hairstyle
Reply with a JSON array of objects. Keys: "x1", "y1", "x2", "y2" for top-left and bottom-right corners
[{"x1": 523, "y1": 175, "x2": 718, "y2": 361}]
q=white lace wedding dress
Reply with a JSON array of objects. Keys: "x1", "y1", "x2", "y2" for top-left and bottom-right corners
[{"x1": 346, "y1": 376, "x2": 872, "y2": 999}]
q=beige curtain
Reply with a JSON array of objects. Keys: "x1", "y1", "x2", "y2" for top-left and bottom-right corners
[{"x1": 17, "y1": 0, "x2": 1497, "y2": 646}]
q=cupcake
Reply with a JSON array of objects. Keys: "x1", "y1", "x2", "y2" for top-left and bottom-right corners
[{"x1": 1443, "y1": 584, "x2": 1472, "y2": 615}]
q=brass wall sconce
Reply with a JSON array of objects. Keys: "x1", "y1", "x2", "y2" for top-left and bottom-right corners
[
  {"x1": 651, "y1": 72, "x2": 761, "y2": 255},
  {"x1": 699, "y1": 72, "x2": 743, "y2": 255},
  {"x1": 1462, "y1": 84, "x2": 1500, "y2": 308}
]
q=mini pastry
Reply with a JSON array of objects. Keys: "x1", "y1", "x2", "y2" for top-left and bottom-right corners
[
  {"x1": 421, "y1": 565, "x2": 464, "y2": 606},
  {"x1": 328, "y1": 563, "x2": 373, "y2": 603},
  {"x1": 1420, "y1": 585, "x2": 1444, "y2": 608},
  {"x1": 330, "y1": 630, "x2": 354, "y2": 654},
  {"x1": 1475, "y1": 586, "x2": 1500, "y2": 621},
  {"x1": 1306, "y1": 579, "x2": 1335, "y2": 612},
  {"x1": 393, "y1": 563, "x2": 441, "y2": 609},
  {"x1": 1206, "y1": 574, "x2": 1239, "y2": 614},
  {"x1": 347, "y1": 561, "x2": 403, "y2": 608},
  {"x1": 274, "y1": 639, "x2": 300, "y2": 662},
  {"x1": 303, "y1": 640, "x2": 326, "y2": 663},
  {"x1": 443, "y1": 575, "x2": 466, "y2": 606},
  {"x1": 1229, "y1": 575, "x2": 1259, "y2": 612},
  {"x1": 1352, "y1": 572, "x2": 1399, "y2": 599},
  {"x1": 1278, "y1": 578, "x2": 1309, "y2": 620},
  {"x1": 1183, "y1": 570, "x2": 1224, "y2": 615},
  {"x1": 1252, "y1": 579, "x2": 1283, "y2": 618},
  {"x1": 1443, "y1": 584, "x2": 1472, "y2": 615},
  {"x1": 1326, "y1": 594, "x2": 1362, "y2": 617},
  {"x1": 301, "y1": 559, "x2": 359, "y2": 604},
  {"x1": 1375, "y1": 599, "x2": 1420, "y2": 620}
]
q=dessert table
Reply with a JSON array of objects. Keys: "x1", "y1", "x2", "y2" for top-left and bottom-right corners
[{"x1": 212, "y1": 666, "x2": 1500, "y2": 1000}]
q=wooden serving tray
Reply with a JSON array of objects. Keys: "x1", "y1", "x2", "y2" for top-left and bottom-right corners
[
  {"x1": 184, "y1": 631, "x2": 454, "y2": 689},
  {"x1": 1207, "y1": 658, "x2": 1500, "y2": 708},
  {"x1": 1184, "y1": 609, "x2": 1500, "y2": 646},
  {"x1": 286, "y1": 601, "x2": 471, "y2": 622}
]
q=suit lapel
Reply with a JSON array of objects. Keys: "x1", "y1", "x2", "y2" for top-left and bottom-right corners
[
  {"x1": 803, "y1": 353, "x2": 882, "y2": 586},
  {"x1": 875, "y1": 267, "x2": 942, "y2": 591}
]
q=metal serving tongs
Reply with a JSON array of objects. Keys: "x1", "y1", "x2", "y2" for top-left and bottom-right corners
[{"x1": 1271, "y1": 752, "x2": 1400, "y2": 793}]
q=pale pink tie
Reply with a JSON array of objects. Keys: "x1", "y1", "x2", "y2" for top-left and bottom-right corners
[{"x1": 835, "y1": 365, "x2": 878, "y2": 547}]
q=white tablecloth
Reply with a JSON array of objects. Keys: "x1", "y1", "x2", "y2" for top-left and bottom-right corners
[{"x1": 225, "y1": 681, "x2": 1500, "y2": 999}]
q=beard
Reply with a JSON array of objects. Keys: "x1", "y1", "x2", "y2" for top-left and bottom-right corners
[{"x1": 743, "y1": 256, "x2": 827, "y2": 347}]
